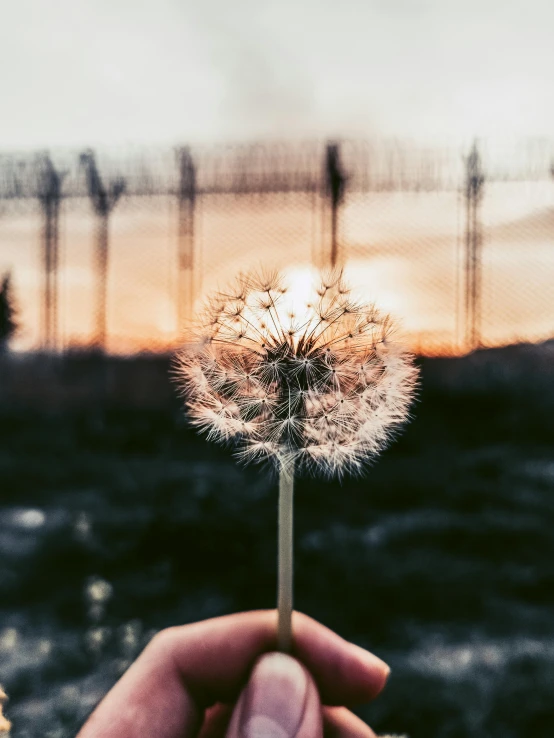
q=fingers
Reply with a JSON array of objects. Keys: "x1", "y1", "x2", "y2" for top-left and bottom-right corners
[
  {"x1": 198, "y1": 704, "x2": 233, "y2": 738},
  {"x1": 76, "y1": 640, "x2": 202, "y2": 738},
  {"x1": 225, "y1": 653, "x2": 323, "y2": 738},
  {"x1": 164, "y1": 610, "x2": 389, "y2": 707},
  {"x1": 290, "y1": 613, "x2": 389, "y2": 706},
  {"x1": 199, "y1": 698, "x2": 378, "y2": 738},
  {"x1": 323, "y1": 707, "x2": 377, "y2": 737},
  {"x1": 297, "y1": 671, "x2": 324, "y2": 738},
  {"x1": 200, "y1": 703, "x2": 378, "y2": 738},
  {"x1": 77, "y1": 610, "x2": 389, "y2": 738}
]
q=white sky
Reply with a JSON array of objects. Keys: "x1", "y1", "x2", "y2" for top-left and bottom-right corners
[{"x1": 1, "y1": 0, "x2": 554, "y2": 149}]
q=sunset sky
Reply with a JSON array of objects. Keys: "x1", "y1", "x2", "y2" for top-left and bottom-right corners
[
  {"x1": 2, "y1": 182, "x2": 553, "y2": 356},
  {"x1": 1, "y1": 0, "x2": 554, "y2": 148},
  {"x1": 1, "y1": 0, "x2": 554, "y2": 355}
]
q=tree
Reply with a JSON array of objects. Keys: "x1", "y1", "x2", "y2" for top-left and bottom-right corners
[{"x1": 0, "y1": 272, "x2": 18, "y2": 352}]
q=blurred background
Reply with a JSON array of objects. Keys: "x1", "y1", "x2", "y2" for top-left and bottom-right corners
[{"x1": 1, "y1": 1, "x2": 554, "y2": 736}]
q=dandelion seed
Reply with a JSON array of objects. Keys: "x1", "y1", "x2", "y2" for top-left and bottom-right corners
[
  {"x1": 174, "y1": 267, "x2": 418, "y2": 651},
  {"x1": 176, "y1": 268, "x2": 417, "y2": 473}
]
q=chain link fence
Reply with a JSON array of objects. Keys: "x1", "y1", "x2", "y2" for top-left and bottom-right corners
[{"x1": 1, "y1": 139, "x2": 553, "y2": 356}]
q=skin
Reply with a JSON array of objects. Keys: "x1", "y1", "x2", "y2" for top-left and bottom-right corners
[{"x1": 77, "y1": 610, "x2": 390, "y2": 738}]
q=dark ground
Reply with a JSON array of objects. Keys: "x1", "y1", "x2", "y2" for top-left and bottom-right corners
[{"x1": 1, "y1": 342, "x2": 554, "y2": 738}]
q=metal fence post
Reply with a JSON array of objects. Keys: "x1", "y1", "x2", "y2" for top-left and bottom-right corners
[
  {"x1": 80, "y1": 150, "x2": 125, "y2": 352},
  {"x1": 324, "y1": 142, "x2": 346, "y2": 268},
  {"x1": 176, "y1": 147, "x2": 196, "y2": 331},
  {"x1": 36, "y1": 153, "x2": 65, "y2": 353},
  {"x1": 464, "y1": 142, "x2": 485, "y2": 351}
]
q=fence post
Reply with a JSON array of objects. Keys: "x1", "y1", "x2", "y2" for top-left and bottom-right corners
[
  {"x1": 79, "y1": 150, "x2": 125, "y2": 353},
  {"x1": 36, "y1": 153, "x2": 65, "y2": 353},
  {"x1": 176, "y1": 147, "x2": 196, "y2": 331},
  {"x1": 464, "y1": 142, "x2": 485, "y2": 351},
  {"x1": 324, "y1": 142, "x2": 346, "y2": 268}
]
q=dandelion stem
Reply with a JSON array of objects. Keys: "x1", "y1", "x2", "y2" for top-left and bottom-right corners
[{"x1": 277, "y1": 458, "x2": 295, "y2": 653}]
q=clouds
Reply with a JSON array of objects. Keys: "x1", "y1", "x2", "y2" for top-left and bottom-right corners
[{"x1": 1, "y1": 0, "x2": 554, "y2": 148}]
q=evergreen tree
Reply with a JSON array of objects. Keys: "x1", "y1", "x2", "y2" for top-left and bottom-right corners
[{"x1": 0, "y1": 272, "x2": 18, "y2": 352}]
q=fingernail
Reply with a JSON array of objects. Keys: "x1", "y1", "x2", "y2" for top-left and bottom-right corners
[
  {"x1": 240, "y1": 652, "x2": 308, "y2": 738},
  {"x1": 349, "y1": 643, "x2": 391, "y2": 681}
]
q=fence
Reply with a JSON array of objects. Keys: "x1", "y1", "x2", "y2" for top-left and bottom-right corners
[{"x1": 1, "y1": 138, "x2": 553, "y2": 356}]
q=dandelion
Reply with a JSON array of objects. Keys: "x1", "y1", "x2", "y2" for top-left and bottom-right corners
[{"x1": 174, "y1": 268, "x2": 418, "y2": 650}]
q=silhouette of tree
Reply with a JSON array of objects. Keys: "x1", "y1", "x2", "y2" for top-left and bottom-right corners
[{"x1": 0, "y1": 272, "x2": 18, "y2": 353}]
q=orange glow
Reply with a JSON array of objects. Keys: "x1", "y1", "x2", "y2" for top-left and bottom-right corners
[{"x1": 2, "y1": 184, "x2": 553, "y2": 358}]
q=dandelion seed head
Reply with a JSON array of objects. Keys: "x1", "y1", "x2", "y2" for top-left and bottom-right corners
[{"x1": 175, "y1": 268, "x2": 418, "y2": 478}]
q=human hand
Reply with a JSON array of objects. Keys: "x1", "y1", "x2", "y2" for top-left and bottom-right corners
[{"x1": 77, "y1": 610, "x2": 390, "y2": 738}]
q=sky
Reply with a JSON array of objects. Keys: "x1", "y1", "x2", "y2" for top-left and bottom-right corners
[
  {"x1": 3, "y1": 182, "x2": 554, "y2": 355},
  {"x1": 1, "y1": 0, "x2": 554, "y2": 357},
  {"x1": 2, "y1": 0, "x2": 554, "y2": 149}
]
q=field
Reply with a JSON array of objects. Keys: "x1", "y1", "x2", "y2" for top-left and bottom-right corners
[{"x1": 1, "y1": 343, "x2": 554, "y2": 737}]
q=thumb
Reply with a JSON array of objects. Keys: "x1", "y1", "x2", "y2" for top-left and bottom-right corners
[{"x1": 226, "y1": 652, "x2": 323, "y2": 738}]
